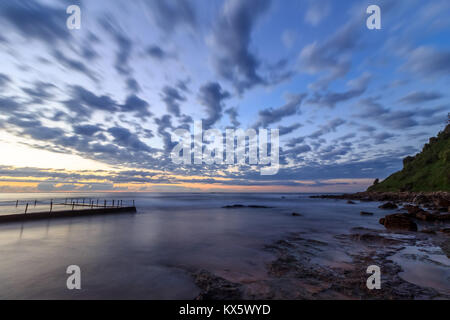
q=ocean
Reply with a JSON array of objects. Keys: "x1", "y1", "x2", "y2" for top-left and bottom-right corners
[{"x1": 0, "y1": 192, "x2": 448, "y2": 299}]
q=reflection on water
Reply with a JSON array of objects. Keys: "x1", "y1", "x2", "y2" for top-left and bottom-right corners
[{"x1": 0, "y1": 192, "x2": 448, "y2": 299}]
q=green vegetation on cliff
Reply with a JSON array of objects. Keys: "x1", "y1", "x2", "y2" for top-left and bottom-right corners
[{"x1": 368, "y1": 124, "x2": 450, "y2": 192}]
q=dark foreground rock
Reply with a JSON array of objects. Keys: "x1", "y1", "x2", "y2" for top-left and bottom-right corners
[
  {"x1": 193, "y1": 270, "x2": 243, "y2": 300},
  {"x1": 379, "y1": 214, "x2": 418, "y2": 231}
]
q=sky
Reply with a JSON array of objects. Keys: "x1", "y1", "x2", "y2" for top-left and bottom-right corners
[{"x1": 0, "y1": 0, "x2": 449, "y2": 193}]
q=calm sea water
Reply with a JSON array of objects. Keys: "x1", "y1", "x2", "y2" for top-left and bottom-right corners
[{"x1": 0, "y1": 192, "x2": 448, "y2": 299}]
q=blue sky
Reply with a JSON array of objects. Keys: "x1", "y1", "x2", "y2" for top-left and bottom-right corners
[{"x1": 0, "y1": 0, "x2": 449, "y2": 193}]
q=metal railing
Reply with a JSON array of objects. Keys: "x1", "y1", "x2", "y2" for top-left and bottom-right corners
[{"x1": 0, "y1": 198, "x2": 136, "y2": 215}]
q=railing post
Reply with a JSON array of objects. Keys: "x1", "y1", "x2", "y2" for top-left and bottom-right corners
[
  {"x1": 25, "y1": 203, "x2": 28, "y2": 214},
  {"x1": 104, "y1": 200, "x2": 106, "y2": 208},
  {"x1": 133, "y1": 200, "x2": 135, "y2": 207},
  {"x1": 16, "y1": 200, "x2": 18, "y2": 208},
  {"x1": 50, "y1": 200, "x2": 53, "y2": 213},
  {"x1": 72, "y1": 202, "x2": 75, "y2": 211},
  {"x1": 34, "y1": 200, "x2": 37, "y2": 207}
]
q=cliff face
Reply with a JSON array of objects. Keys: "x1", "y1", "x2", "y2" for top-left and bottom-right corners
[{"x1": 368, "y1": 124, "x2": 450, "y2": 192}]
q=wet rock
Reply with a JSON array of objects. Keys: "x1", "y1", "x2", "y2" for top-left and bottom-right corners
[
  {"x1": 439, "y1": 228, "x2": 450, "y2": 235},
  {"x1": 433, "y1": 198, "x2": 450, "y2": 209},
  {"x1": 379, "y1": 213, "x2": 418, "y2": 231},
  {"x1": 193, "y1": 270, "x2": 243, "y2": 300},
  {"x1": 360, "y1": 211, "x2": 374, "y2": 216},
  {"x1": 414, "y1": 210, "x2": 437, "y2": 222},
  {"x1": 291, "y1": 212, "x2": 303, "y2": 217},
  {"x1": 403, "y1": 205, "x2": 423, "y2": 215},
  {"x1": 421, "y1": 229, "x2": 437, "y2": 235},
  {"x1": 347, "y1": 200, "x2": 356, "y2": 204},
  {"x1": 436, "y1": 214, "x2": 450, "y2": 221},
  {"x1": 349, "y1": 233, "x2": 403, "y2": 246},
  {"x1": 413, "y1": 194, "x2": 430, "y2": 205},
  {"x1": 379, "y1": 202, "x2": 398, "y2": 209}
]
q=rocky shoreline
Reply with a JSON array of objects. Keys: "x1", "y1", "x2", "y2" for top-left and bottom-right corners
[
  {"x1": 190, "y1": 193, "x2": 450, "y2": 300},
  {"x1": 310, "y1": 191, "x2": 450, "y2": 210},
  {"x1": 311, "y1": 191, "x2": 450, "y2": 233},
  {"x1": 192, "y1": 227, "x2": 450, "y2": 300}
]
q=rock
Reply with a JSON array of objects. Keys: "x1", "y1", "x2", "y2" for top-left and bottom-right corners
[
  {"x1": 433, "y1": 198, "x2": 450, "y2": 209},
  {"x1": 414, "y1": 210, "x2": 437, "y2": 222},
  {"x1": 379, "y1": 202, "x2": 398, "y2": 209},
  {"x1": 413, "y1": 194, "x2": 430, "y2": 205},
  {"x1": 379, "y1": 214, "x2": 418, "y2": 231},
  {"x1": 436, "y1": 214, "x2": 450, "y2": 221},
  {"x1": 193, "y1": 270, "x2": 243, "y2": 300},
  {"x1": 222, "y1": 204, "x2": 245, "y2": 209},
  {"x1": 347, "y1": 200, "x2": 356, "y2": 204},
  {"x1": 349, "y1": 233, "x2": 403, "y2": 245},
  {"x1": 403, "y1": 205, "x2": 422, "y2": 215},
  {"x1": 421, "y1": 229, "x2": 436, "y2": 235},
  {"x1": 222, "y1": 204, "x2": 272, "y2": 209},
  {"x1": 291, "y1": 212, "x2": 303, "y2": 217},
  {"x1": 439, "y1": 228, "x2": 450, "y2": 235},
  {"x1": 360, "y1": 211, "x2": 374, "y2": 216}
]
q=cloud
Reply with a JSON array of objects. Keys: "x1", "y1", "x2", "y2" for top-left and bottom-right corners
[
  {"x1": 373, "y1": 132, "x2": 395, "y2": 145},
  {"x1": 108, "y1": 127, "x2": 153, "y2": 153},
  {"x1": 67, "y1": 85, "x2": 118, "y2": 113},
  {"x1": 154, "y1": 115, "x2": 175, "y2": 151},
  {"x1": 126, "y1": 77, "x2": 141, "y2": 93},
  {"x1": 305, "y1": 0, "x2": 331, "y2": 26},
  {"x1": 210, "y1": 0, "x2": 271, "y2": 93},
  {"x1": 198, "y1": 82, "x2": 230, "y2": 129},
  {"x1": 399, "y1": 91, "x2": 443, "y2": 105},
  {"x1": 281, "y1": 30, "x2": 296, "y2": 49},
  {"x1": 161, "y1": 86, "x2": 186, "y2": 117},
  {"x1": 142, "y1": 0, "x2": 196, "y2": 34},
  {"x1": 225, "y1": 107, "x2": 240, "y2": 127},
  {"x1": 121, "y1": 94, "x2": 152, "y2": 117},
  {"x1": 402, "y1": 46, "x2": 450, "y2": 78},
  {"x1": 21, "y1": 81, "x2": 56, "y2": 104},
  {"x1": 298, "y1": 17, "x2": 364, "y2": 90},
  {"x1": 0, "y1": 73, "x2": 11, "y2": 89},
  {"x1": 254, "y1": 93, "x2": 306, "y2": 128},
  {"x1": 0, "y1": 0, "x2": 71, "y2": 45},
  {"x1": 309, "y1": 118, "x2": 346, "y2": 139},
  {"x1": 100, "y1": 16, "x2": 134, "y2": 77},
  {"x1": 147, "y1": 45, "x2": 172, "y2": 60},
  {"x1": 52, "y1": 49, "x2": 98, "y2": 82},
  {"x1": 278, "y1": 123, "x2": 302, "y2": 136},
  {"x1": 308, "y1": 73, "x2": 372, "y2": 108},
  {"x1": 73, "y1": 124, "x2": 103, "y2": 136}
]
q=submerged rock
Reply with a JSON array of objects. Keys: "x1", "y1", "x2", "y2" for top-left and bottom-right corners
[
  {"x1": 360, "y1": 211, "x2": 374, "y2": 216},
  {"x1": 222, "y1": 204, "x2": 272, "y2": 209},
  {"x1": 291, "y1": 212, "x2": 303, "y2": 217}
]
